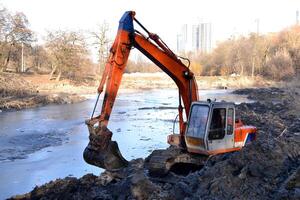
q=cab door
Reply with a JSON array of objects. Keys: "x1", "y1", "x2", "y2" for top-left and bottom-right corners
[
  {"x1": 207, "y1": 104, "x2": 235, "y2": 152},
  {"x1": 185, "y1": 103, "x2": 210, "y2": 153}
]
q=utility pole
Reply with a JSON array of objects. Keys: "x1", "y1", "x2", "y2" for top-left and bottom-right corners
[
  {"x1": 297, "y1": 10, "x2": 299, "y2": 25},
  {"x1": 21, "y1": 42, "x2": 24, "y2": 73},
  {"x1": 252, "y1": 18, "x2": 260, "y2": 78}
]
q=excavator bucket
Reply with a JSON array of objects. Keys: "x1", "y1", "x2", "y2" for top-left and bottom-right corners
[{"x1": 83, "y1": 122, "x2": 128, "y2": 170}]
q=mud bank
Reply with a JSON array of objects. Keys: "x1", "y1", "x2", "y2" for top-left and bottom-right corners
[
  {"x1": 10, "y1": 87, "x2": 300, "y2": 200},
  {"x1": 0, "y1": 73, "x2": 85, "y2": 111},
  {"x1": 1, "y1": 72, "x2": 279, "y2": 111},
  {"x1": 120, "y1": 73, "x2": 279, "y2": 90}
]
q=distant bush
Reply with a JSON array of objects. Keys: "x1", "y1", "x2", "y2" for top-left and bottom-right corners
[{"x1": 264, "y1": 50, "x2": 295, "y2": 80}]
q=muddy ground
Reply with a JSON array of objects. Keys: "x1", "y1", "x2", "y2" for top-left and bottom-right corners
[
  {"x1": 0, "y1": 73, "x2": 85, "y2": 111},
  {"x1": 10, "y1": 86, "x2": 300, "y2": 200}
]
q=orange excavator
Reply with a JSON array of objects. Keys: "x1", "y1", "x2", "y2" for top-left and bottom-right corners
[{"x1": 84, "y1": 11, "x2": 257, "y2": 176}]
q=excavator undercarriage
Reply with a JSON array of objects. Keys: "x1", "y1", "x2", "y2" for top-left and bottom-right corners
[
  {"x1": 83, "y1": 122, "x2": 208, "y2": 176},
  {"x1": 145, "y1": 147, "x2": 208, "y2": 176}
]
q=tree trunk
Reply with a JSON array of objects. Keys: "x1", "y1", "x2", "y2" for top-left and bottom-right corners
[
  {"x1": 251, "y1": 58, "x2": 255, "y2": 78},
  {"x1": 56, "y1": 70, "x2": 62, "y2": 82},
  {"x1": 49, "y1": 65, "x2": 57, "y2": 80},
  {"x1": 2, "y1": 50, "x2": 11, "y2": 72},
  {"x1": 240, "y1": 62, "x2": 244, "y2": 76},
  {"x1": 0, "y1": 65, "x2": 4, "y2": 72}
]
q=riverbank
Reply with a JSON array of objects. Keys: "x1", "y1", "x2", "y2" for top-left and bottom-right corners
[
  {"x1": 10, "y1": 86, "x2": 300, "y2": 200},
  {"x1": 122, "y1": 72, "x2": 280, "y2": 89},
  {"x1": 0, "y1": 73, "x2": 86, "y2": 111},
  {"x1": 0, "y1": 72, "x2": 280, "y2": 111}
]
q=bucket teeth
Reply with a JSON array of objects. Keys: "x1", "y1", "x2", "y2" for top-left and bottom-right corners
[{"x1": 83, "y1": 123, "x2": 128, "y2": 170}]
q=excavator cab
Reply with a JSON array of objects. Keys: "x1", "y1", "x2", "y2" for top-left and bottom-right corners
[
  {"x1": 168, "y1": 100, "x2": 256, "y2": 155},
  {"x1": 185, "y1": 101, "x2": 236, "y2": 154}
]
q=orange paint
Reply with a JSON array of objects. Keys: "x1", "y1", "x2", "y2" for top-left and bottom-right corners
[{"x1": 234, "y1": 126, "x2": 257, "y2": 143}]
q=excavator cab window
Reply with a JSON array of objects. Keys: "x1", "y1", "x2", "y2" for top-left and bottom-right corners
[
  {"x1": 227, "y1": 108, "x2": 234, "y2": 135},
  {"x1": 208, "y1": 108, "x2": 226, "y2": 140},
  {"x1": 186, "y1": 105, "x2": 209, "y2": 139}
]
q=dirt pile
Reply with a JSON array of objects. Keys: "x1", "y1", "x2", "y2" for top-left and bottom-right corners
[
  {"x1": 10, "y1": 87, "x2": 300, "y2": 200},
  {"x1": 0, "y1": 73, "x2": 84, "y2": 111}
]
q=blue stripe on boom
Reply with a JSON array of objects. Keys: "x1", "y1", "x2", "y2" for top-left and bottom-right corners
[{"x1": 118, "y1": 11, "x2": 134, "y2": 33}]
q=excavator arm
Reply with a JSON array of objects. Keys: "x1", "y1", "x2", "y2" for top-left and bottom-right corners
[
  {"x1": 88, "y1": 11, "x2": 198, "y2": 134},
  {"x1": 84, "y1": 11, "x2": 199, "y2": 170}
]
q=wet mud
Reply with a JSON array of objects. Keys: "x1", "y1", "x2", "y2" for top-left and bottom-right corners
[{"x1": 10, "y1": 87, "x2": 300, "y2": 200}]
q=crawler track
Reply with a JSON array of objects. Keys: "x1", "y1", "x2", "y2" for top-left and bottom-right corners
[{"x1": 145, "y1": 147, "x2": 208, "y2": 176}]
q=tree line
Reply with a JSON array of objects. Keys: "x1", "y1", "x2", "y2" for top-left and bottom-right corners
[
  {"x1": 1, "y1": 6, "x2": 299, "y2": 81},
  {"x1": 186, "y1": 25, "x2": 300, "y2": 80},
  {"x1": 123, "y1": 25, "x2": 300, "y2": 81},
  {"x1": 0, "y1": 6, "x2": 109, "y2": 82}
]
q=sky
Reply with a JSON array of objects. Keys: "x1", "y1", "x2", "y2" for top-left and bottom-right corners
[{"x1": 1, "y1": 0, "x2": 300, "y2": 55}]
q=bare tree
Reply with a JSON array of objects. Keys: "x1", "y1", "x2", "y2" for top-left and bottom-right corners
[
  {"x1": 26, "y1": 45, "x2": 51, "y2": 73},
  {"x1": 90, "y1": 22, "x2": 110, "y2": 74},
  {"x1": 45, "y1": 30, "x2": 89, "y2": 81},
  {"x1": 0, "y1": 8, "x2": 34, "y2": 72}
]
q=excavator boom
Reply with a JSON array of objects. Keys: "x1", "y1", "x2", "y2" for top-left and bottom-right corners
[{"x1": 88, "y1": 11, "x2": 198, "y2": 136}]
